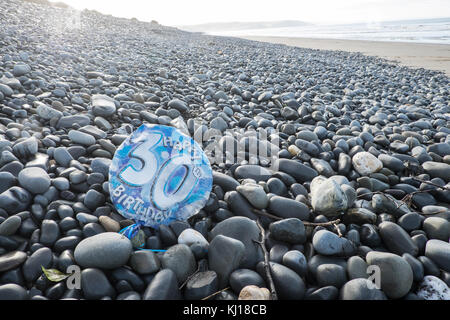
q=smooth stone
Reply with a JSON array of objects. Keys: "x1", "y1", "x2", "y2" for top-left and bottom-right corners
[
  {"x1": 269, "y1": 218, "x2": 306, "y2": 244},
  {"x1": 36, "y1": 102, "x2": 63, "y2": 120},
  {"x1": 422, "y1": 217, "x2": 450, "y2": 241},
  {"x1": 310, "y1": 176, "x2": 348, "y2": 217},
  {"x1": 53, "y1": 147, "x2": 74, "y2": 167},
  {"x1": 13, "y1": 63, "x2": 31, "y2": 76},
  {"x1": 236, "y1": 183, "x2": 268, "y2": 209},
  {"x1": 352, "y1": 152, "x2": 383, "y2": 176},
  {"x1": 74, "y1": 232, "x2": 132, "y2": 269},
  {"x1": 57, "y1": 115, "x2": 90, "y2": 129},
  {"x1": 160, "y1": 244, "x2": 197, "y2": 284},
  {"x1": 68, "y1": 130, "x2": 96, "y2": 146},
  {"x1": 366, "y1": 251, "x2": 413, "y2": 299},
  {"x1": 0, "y1": 251, "x2": 27, "y2": 272},
  {"x1": 238, "y1": 285, "x2": 270, "y2": 300},
  {"x1": 234, "y1": 165, "x2": 271, "y2": 182},
  {"x1": 275, "y1": 159, "x2": 318, "y2": 183},
  {"x1": 129, "y1": 251, "x2": 160, "y2": 275},
  {"x1": 0, "y1": 172, "x2": 16, "y2": 194},
  {"x1": 281, "y1": 250, "x2": 307, "y2": 277},
  {"x1": 267, "y1": 195, "x2": 310, "y2": 220},
  {"x1": 98, "y1": 216, "x2": 120, "y2": 232},
  {"x1": 422, "y1": 162, "x2": 450, "y2": 182},
  {"x1": 143, "y1": 269, "x2": 181, "y2": 300},
  {"x1": 91, "y1": 94, "x2": 116, "y2": 117},
  {"x1": 346, "y1": 256, "x2": 368, "y2": 280},
  {"x1": 425, "y1": 240, "x2": 450, "y2": 272},
  {"x1": 0, "y1": 284, "x2": 28, "y2": 300},
  {"x1": 312, "y1": 230, "x2": 356, "y2": 256},
  {"x1": 0, "y1": 216, "x2": 21, "y2": 236},
  {"x1": 177, "y1": 228, "x2": 208, "y2": 247},
  {"x1": 316, "y1": 263, "x2": 348, "y2": 288},
  {"x1": 308, "y1": 255, "x2": 348, "y2": 279},
  {"x1": 310, "y1": 158, "x2": 335, "y2": 177},
  {"x1": 378, "y1": 221, "x2": 419, "y2": 256},
  {"x1": 39, "y1": 219, "x2": 60, "y2": 247},
  {"x1": 343, "y1": 208, "x2": 377, "y2": 225},
  {"x1": 378, "y1": 154, "x2": 405, "y2": 172},
  {"x1": 224, "y1": 190, "x2": 260, "y2": 219},
  {"x1": 339, "y1": 279, "x2": 387, "y2": 300},
  {"x1": 398, "y1": 212, "x2": 423, "y2": 232},
  {"x1": 18, "y1": 167, "x2": 50, "y2": 194},
  {"x1": 168, "y1": 99, "x2": 188, "y2": 113},
  {"x1": 209, "y1": 216, "x2": 264, "y2": 269},
  {"x1": 256, "y1": 261, "x2": 305, "y2": 300},
  {"x1": 90, "y1": 157, "x2": 111, "y2": 178},
  {"x1": 416, "y1": 275, "x2": 450, "y2": 300},
  {"x1": 81, "y1": 268, "x2": 115, "y2": 299},
  {"x1": 427, "y1": 143, "x2": 450, "y2": 157},
  {"x1": 229, "y1": 269, "x2": 266, "y2": 294},
  {"x1": 266, "y1": 177, "x2": 288, "y2": 196},
  {"x1": 12, "y1": 137, "x2": 38, "y2": 159},
  {"x1": 83, "y1": 189, "x2": 105, "y2": 210},
  {"x1": 22, "y1": 247, "x2": 53, "y2": 283},
  {"x1": 184, "y1": 271, "x2": 218, "y2": 300},
  {"x1": 269, "y1": 244, "x2": 289, "y2": 263},
  {"x1": 402, "y1": 253, "x2": 424, "y2": 282},
  {"x1": 213, "y1": 172, "x2": 239, "y2": 191},
  {"x1": 305, "y1": 286, "x2": 339, "y2": 300},
  {"x1": 208, "y1": 235, "x2": 245, "y2": 288}
]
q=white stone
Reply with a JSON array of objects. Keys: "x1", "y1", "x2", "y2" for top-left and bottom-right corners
[
  {"x1": 238, "y1": 285, "x2": 270, "y2": 300},
  {"x1": 352, "y1": 152, "x2": 383, "y2": 176},
  {"x1": 177, "y1": 228, "x2": 208, "y2": 247},
  {"x1": 310, "y1": 176, "x2": 348, "y2": 217},
  {"x1": 416, "y1": 276, "x2": 450, "y2": 300}
]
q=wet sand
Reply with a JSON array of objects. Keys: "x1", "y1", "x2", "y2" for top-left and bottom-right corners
[{"x1": 240, "y1": 36, "x2": 450, "y2": 75}]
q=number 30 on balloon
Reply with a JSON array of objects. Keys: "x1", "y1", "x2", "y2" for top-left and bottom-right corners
[{"x1": 109, "y1": 124, "x2": 213, "y2": 228}]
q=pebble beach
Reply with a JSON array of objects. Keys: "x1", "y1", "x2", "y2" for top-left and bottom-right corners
[{"x1": 0, "y1": 0, "x2": 449, "y2": 300}]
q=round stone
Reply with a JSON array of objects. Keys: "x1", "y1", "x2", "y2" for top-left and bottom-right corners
[
  {"x1": 74, "y1": 232, "x2": 133, "y2": 269},
  {"x1": 0, "y1": 216, "x2": 22, "y2": 236},
  {"x1": 425, "y1": 239, "x2": 450, "y2": 272},
  {"x1": 352, "y1": 152, "x2": 383, "y2": 176},
  {"x1": 281, "y1": 250, "x2": 307, "y2": 277},
  {"x1": 18, "y1": 167, "x2": 51, "y2": 194},
  {"x1": 366, "y1": 251, "x2": 413, "y2": 299},
  {"x1": 229, "y1": 269, "x2": 266, "y2": 294},
  {"x1": 340, "y1": 278, "x2": 387, "y2": 300},
  {"x1": 177, "y1": 228, "x2": 208, "y2": 247},
  {"x1": 422, "y1": 217, "x2": 450, "y2": 241},
  {"x1": 81, "y1": 268, "x2": 115, "y2": 300},
  {"x1": 269, "y1": 218, "x2": 306, "y2": 244},
  {"x1": 129, "y1": 250, "x2": 160, "y2": 274},
  {"x1": 236, "y1": 183, "x2": 268, "y2": 209},
  {"x1": 160, "y1": 244, "x2": 197, "y2": 284}
]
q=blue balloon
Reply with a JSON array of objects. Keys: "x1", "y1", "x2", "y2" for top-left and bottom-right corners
[{"x1": 109, "y1": 124, "x2": 213, "y2": 228}]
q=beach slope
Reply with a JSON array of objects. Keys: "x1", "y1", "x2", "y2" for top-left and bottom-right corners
[{"x1": 240, "y1": 36, "x2": 450, "y2": 75}]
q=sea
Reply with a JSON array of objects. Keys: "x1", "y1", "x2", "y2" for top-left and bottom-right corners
[{"x1": 207, "y1": 18, "x2": 450, "y2": 45}]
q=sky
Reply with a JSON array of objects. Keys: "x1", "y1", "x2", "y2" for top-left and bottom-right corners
[{"x1": 49, "y1": 0, "x2": 450, "y2": 26}]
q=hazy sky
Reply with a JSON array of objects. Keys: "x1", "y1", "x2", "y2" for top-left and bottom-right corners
[{"x1": 50, "y1": 0, "x2": 450, "y2": 26}]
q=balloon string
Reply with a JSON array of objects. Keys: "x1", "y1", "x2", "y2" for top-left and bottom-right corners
[{"x1": 119, "y1": 222, "x2": 167, "y2": 252}]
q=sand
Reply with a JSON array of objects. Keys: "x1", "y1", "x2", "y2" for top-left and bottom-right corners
[{"x1": 239, "y1": 36, "x2": 450, "y2": 76}]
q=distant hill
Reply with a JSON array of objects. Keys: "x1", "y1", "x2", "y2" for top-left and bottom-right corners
[{"x1": 179, "y1": 20, "x2": 310, "y2": 33}]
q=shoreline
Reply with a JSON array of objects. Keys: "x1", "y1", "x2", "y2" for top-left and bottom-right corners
[{"x1": 238, "y1": 36, "x2": 450, "y2": 75}]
